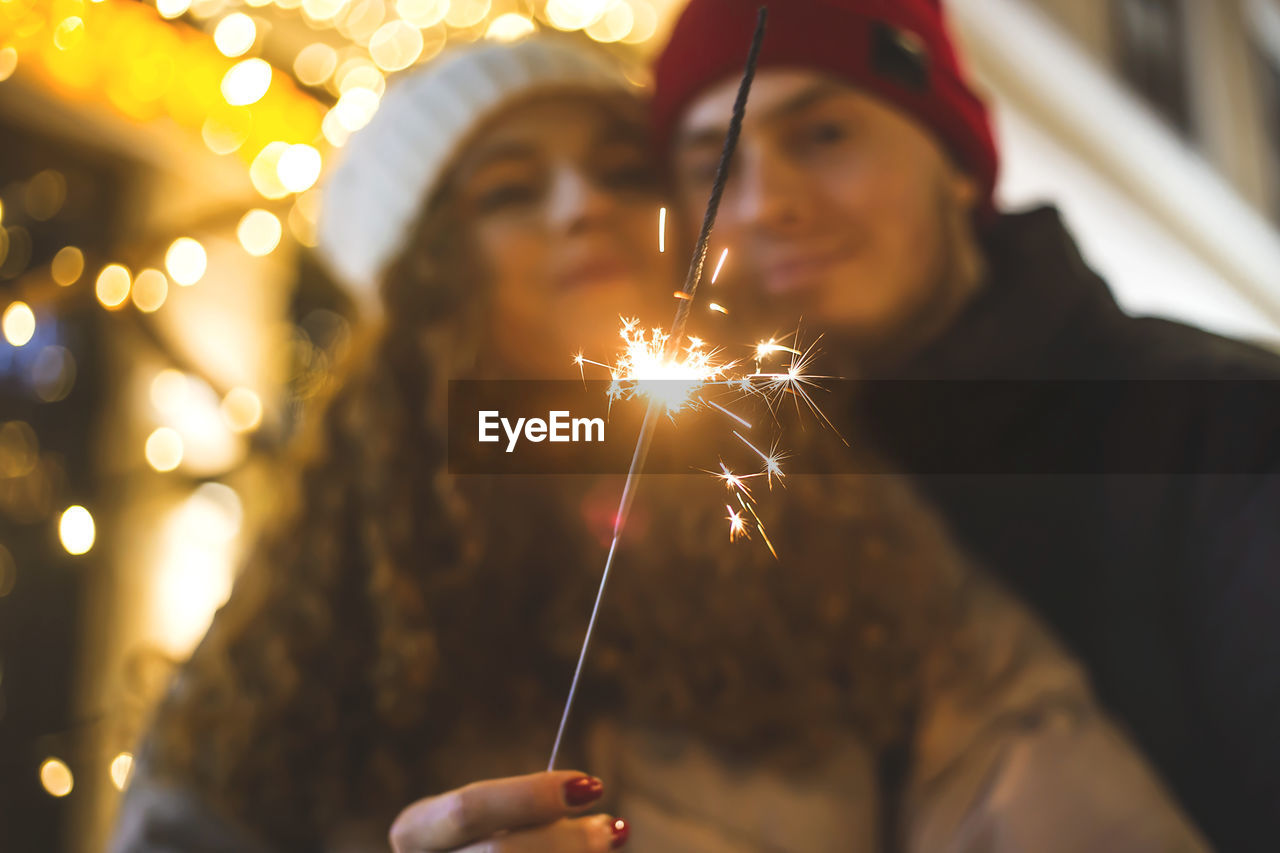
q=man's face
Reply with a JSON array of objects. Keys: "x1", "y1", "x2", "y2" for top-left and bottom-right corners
[{"x1": 674, "y1": 69, "x2": 981, "y2": 359}]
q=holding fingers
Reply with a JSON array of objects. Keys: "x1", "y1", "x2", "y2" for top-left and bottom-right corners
[{"x1": 389, "y1": 771, "x2": 629, "y2": 853}]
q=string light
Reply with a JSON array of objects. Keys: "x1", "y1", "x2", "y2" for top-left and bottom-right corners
[
  {"x1": 276, "y1": 143, "x2": 322, "y2": 192},
  {"x1": 145, "y1": 427, "x2": 185, "y2": 472},
  {"x1": 59, "y1": 505, "x2": 95, "y2": 555},
  {"x1": 2, "y1": 301, "x2": 36, "y2": 347},
  {"x1": 39, "y1": 758, "x2": 74, "y2": 797},
  {"x1": 237, "y1": 209, "x2": 282, "y2": 256},
  {"x1": 213, "y1": 13, "x2": 256, "y2": 58},
  {"x1": 109, "y1": 752, "x2": 133, "y2": 791},
  {"x1": 165, "y1": 238, "x2": 207, "y2": 286},
  {"x1": 486, "y1": 13, "x2": 536, "y2": 41},
  {"x1": 51, "y1": 246, "x2": 84, "y2": 286},
  {"x1": 221, "y1": 57, "x2": 272, "y2": 106},
  {"x1": 220, "y1": 387, "x2": 263, "y2": 432},
  {"x1": 131, "y1": 269, "x2": 169, "y2": 313}
]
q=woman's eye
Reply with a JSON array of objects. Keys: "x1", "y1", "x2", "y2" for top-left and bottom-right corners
[{"x1": 474, "y1": 182, "x2": 540, "y2": 213}]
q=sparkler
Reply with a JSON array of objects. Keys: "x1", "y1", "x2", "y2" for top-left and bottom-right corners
[{"x1": 547, "y1": 8, "x2": 770, "y2": 771}]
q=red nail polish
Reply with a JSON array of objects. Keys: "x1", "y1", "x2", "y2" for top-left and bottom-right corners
[
  {"x1": 563, "y1": 775, "x2": 604, "y2": 806},
  {"x1": 610, "y1": 817, "x2": 630, "y2": 849}
]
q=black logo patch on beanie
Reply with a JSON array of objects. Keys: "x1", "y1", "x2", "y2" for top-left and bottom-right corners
[{"x1": 871, "y1": 22, "x2": 931, "y2": 93}]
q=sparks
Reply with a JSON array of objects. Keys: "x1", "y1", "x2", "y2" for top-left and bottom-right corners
[
  {"x1": 658, "y1": 207, "x2": 667, "y2": 254},
  {"x1": 708, "y1": 302, "x2": 729, "y2": 315},
  {"x1": 727, "y1": 505, "x2": 749, "y2": 542},
  {"x1": 711, "y1": 248, "x2": 729, "y2": 284}
]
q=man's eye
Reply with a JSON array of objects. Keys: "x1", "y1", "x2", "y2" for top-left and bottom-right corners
[{"x1": 475, "y1": 182, "x2": 540, "y2": 213}]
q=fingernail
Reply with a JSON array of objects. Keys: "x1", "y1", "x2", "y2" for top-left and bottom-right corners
[
  {"x1": 610, "y1": 817, "x2": 630, "y2": 849},
  {"x1": 563, "y1": 775, "x2": 604, "y2": 806}
]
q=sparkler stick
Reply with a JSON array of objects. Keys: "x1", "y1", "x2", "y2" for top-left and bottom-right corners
[{"x1": 547, "y1": 7, "x2": 770, "y2": 771}]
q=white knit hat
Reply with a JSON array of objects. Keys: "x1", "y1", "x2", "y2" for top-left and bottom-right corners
[{"x1": 317, "y1": 37, "x2": 636, "y2": 305}]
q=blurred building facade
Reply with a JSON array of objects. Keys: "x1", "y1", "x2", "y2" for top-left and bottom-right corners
[{"x1": 1, "y1": 1, "x2": 1279, "y2": 851}]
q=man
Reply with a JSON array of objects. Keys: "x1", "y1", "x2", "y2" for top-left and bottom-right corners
[{"x1": 654, "y1": 0, "x2": 1280, "y2": 850}]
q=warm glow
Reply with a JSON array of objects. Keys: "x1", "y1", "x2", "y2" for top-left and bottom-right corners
[
  {"x1": 370, "y1": 21, "x2": 425, "y2": 71},
  {"x1": 250, "y1": 141, "x2": 292, "y2": 198},
  {"x1": 486, "y1": 13, "x2": 536, "y2": 41},
  {"x1": 145, "y1": 427, "x2": 184, "y2": 472},
  {"x1": 40, "y1": 758, "x2": 73, "y2": 797},
  {"x1": 52, "y1": 17, "x2": 86, "y2": 51},
  {"x1": 621, "y1": 0, "x2": 658, "y2": 44},
  {"x1": 2, "y1": 302, "x2": 36, "y2": 347},
  {"x1": 276, "y1": 144, "x2": 322, "y2": 193},
  {"x1": 301, "y1": 0, "x2": 347, "y2": 22},
  {"x1": 332, "y1": 87, "x2": 380, "y2": 132},
  {"x1": 59, "y1": 505, "x2": 95, "y2": 556},
  {"x1": 546, "y1": 0, "x2": 608, "y2": 31},
  {"x1": 213, "y1": 13, "x2": 257, "y2": 58},
  {"x1": 237, "y1": 209, "x2": 283, "y2": 256},
  {"x1": 445, "y1": 0, "x2": 493, "y2": 28},
  {"x1": 396, "y1": 0, "x2": 449, "y2": 29},
  {"x1": 151, "y1": 369, "x2": 189, "y2": 413},
  {"x1": 156, "y1": 0, "x2": 192, "y2": 19},
  {"x1": 131, "y1": 269, "x2": 169, "y2": 313},
  {"x1": 294, "y1": 43, "x2": 338, "y2": 86},
  {"x1": 221, "y1": 387, "x2": 263, "y2": 432},
  {"x1": 586, "y1": 2, "x2": 633, "y2": 43},
  {"x1": 221, "y1": 58, "x2": 272, "y2": 106},
  {"x1": 51, "y1": 246, "x2": 84, "y2": 286},
  {"x1": 151, "y1": 486, "x2": 241, "y2": 656},
  {"x1": 0, "y1": 48, "x2": 17, "y2": 83},
  {"x1": 95, "y1": 264, "x2": 131, "y2": 308},
  {"x1": 110, "y1": 753, "x2": 134, "y2": 791},
  {"x1": 165, "y1": 238, "x2": 207, "y2": 286}
]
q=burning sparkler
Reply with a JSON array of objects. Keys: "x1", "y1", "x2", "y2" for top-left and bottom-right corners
[{"x1": 548, "y1": 7, "x2": 771, "y2": 771}]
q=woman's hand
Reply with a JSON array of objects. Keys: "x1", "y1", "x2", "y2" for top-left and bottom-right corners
[{"x1": 389, "y1": 771, "x2": 628, "y2": 852}]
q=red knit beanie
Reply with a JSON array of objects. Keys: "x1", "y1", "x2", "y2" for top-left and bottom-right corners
[{"x1": 652, "y1": 0, "x2": 1000, "y2": 215}]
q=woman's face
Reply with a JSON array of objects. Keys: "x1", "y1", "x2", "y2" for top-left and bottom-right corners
[{"x1": 452, "y1": 92, "x2": 676, "y2": 375}]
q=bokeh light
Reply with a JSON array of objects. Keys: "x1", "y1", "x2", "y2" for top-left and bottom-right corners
[
  {"x1": 397, "y1": 0, "x2": 448, "y2": 29},
  {"x1": 110, "y1": 752, "x2": 134, "y2": 791},
  {"x1": 59, "y1": 505, "x2": 95, "y2": 556},
  {"x1": 156, "y1": 0, "x2": 193, "y2": 19},
  {"x1": 151, "y1": 369, "x2": 190, "y2": 414},
  {"x1": 51, "y1": 246, "x2": 84, "y2": 286},
  {"x1": 221, "y1": 58, "x2": 272, "y2": 106},
  {"x1": 2, "y1": 302, "x2": 36, "y2": 347},
  {"x1": 293, "y1": 43, "x2": 338, "y2": 87},
  {"x1": 0, "y1": 48, "x2": 17, "y2": 83},
  {"x1": 446, "y1": 0, "x2": 493, "y2": 28},
  {"x1": 32, "y1": 346, "x2": 77, "y2": 403},
  {"x1": 237, "y1": 209, "x2": 283, "y2": 256},
  {"x1": 145, "y1": 427, "x2": 184, "y2": 472},
  {"x1": 250, "y1": 142, "x2": 292, "y2": 198},
  {"x1": 131, "y1": 269, "x2": 169, "y2": 313},
  {"x1": 165, "y1": 238, "x2": 207, "y2": 286},
  {"x1": 486, "y1": 13, "x2": 536, "y2": 41},
  {"x1": 95, "y1": 264, "x2": 132, "y2": 309},
  {"x1": 213, "y1": 13, "x2": 257, "y2": 58},
  {"x1": 39, "y1": 758, "x2": 73, "y2": 798},
  {"x1": 369, "y1": 20, "x2": 424, "y2": 71},
  {"x1": 276, "y1": 144, "x2": 322, "y2": 192},
  {"x1": 221, "y1": 387, "x2": 263, "y2": 432}
]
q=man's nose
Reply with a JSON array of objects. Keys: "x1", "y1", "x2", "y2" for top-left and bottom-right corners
[
  {"x1": 547, "y1": 165, "x2": 614, "y2": 235},
  {"x1": 728, "y1": 144, "x2": 808, "y2": 234}
]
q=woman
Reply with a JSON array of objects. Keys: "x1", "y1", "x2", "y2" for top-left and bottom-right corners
[{"x1": 111, "y1": 36, "x2": 1206, "y2": 853}]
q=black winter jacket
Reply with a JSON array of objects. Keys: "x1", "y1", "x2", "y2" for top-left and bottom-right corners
[{"x1": 862, "y1": 206, "x2": 1280, "y2": 852}]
